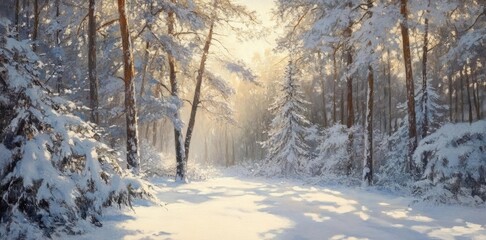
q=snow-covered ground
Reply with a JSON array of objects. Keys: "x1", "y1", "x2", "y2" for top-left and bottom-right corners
[{"x1": 67, "y1": 174, "x2": 486, "y2": 240}]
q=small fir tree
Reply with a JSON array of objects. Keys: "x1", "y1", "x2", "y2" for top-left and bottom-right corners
[{"x1": 261, "y1": 60, "x2": 311, "y2": 176}]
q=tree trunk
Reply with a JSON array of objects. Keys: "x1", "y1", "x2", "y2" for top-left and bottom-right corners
[
  {"x1": 344, "y1": 1, "x2": 354, "y2": 176},
  {"x1": 364, "y1": 64, "x2": 374, "y2": 186},
  {"x1": 15, "y1": 0, "x2": 20, "y2": 39},
  {"x1": 419, "y1": 4, "x2": 430, "y2": 170},
  {"x1": 464, "y1": 66, "x2": 473, "y2": 124},
  {"x1": 455, "y1": 76, "x2": 459, "y2": 122},
  {"x1": 32, "y1": 0, "x2": 39, "y2": 52},
  {"x1": 117, "y1": 0, "x2": 140, "y2": 173},
  {"x1": 344, "y1": 1, "x2": 354, "y2": 128},
  {"x1": 24, "y1": 0, "x2": 30, "y2": 30},
  {"x1": 318, "y1": 52, "x2": 328, "y2": 128},
  {"x1": 459, "y1": 69, "x2": 465, "y2": 122},
  {"x1": 225, "y1": 125, "x2": 229, "y2": 167},
  {"x1": 166, "y1": 3, "x2": 187, "y2": 181},
  {"x1": 332, "y1": 49, "x2": 338, "y2": 124},
  {"x1": 88, "y1": 0, "x2": 99, "y2": 124},
  {"x1": 448, "y1": 75, "x2": 453, "y2": 122},
  {"x1": 145, "y1": 123, "x2": 150, "y2": 140},
  {"x1": 140, "y1": 41, "x2": 150, "y2": 97},
  {"x1": 421, "y1": 5, "x2": 429, "y2": 139},
  {"x1": 341, "y1": 89, "x2": 345, "y2": 124},
  {"x1": 400, "y1": 0, "x2": 417, "y2": 174},
  {"x1": 472, "y1": 69, "x2": 480, "y2": 120},
  {"x1": 184, "y1": 20, "x2": 214, "y2": 162},
  {"x1": 345, "y1": 37, "x2": 354, "y2": 127},
  {"x1": 55, "y1": 0, "x2": 63, "y2": 94},
  {"x1": 387, "y1": 49, "x2": 392, "y2": 135},
  {"x1": 363, "y1": 0, "x2": 373, "y2": 186},
  {"x1": 152, "y1": 121, "x2": 157, "y2": 146}
]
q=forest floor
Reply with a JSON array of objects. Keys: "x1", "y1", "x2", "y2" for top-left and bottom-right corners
[{"x1": 68, "y1": 173, "x2": 486, "y2": 240}]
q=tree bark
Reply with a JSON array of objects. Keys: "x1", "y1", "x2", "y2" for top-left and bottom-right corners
[
  {"x1": 88, "y1": 0, "x2": 99, "y2": 124},
  {"x1": 400, "y1": 0, "x2": 417, "y2": 174},
  {"x1": 344, "y1": 1, "x2": 354, "y2": 128},
  {"x1": 455, "y1": 76, "x2": 459, "y2": 122},
  {"x1": 318, "y1": 52, "x2": 328, "y2": 128},
  {"x1": 448, "y1": 74, "x2": 453, "y2": 122},
  {"x1": 364, "y1": 64, "x2": 374, "y2": 186},
  {"x1": 419, "y1": 3, "x2": 430, "y2": 170},
  {"x1": 387, "y1": 49, "x2": 392, "y2": 135},
  {"x1": 184, "y1": 20, "x2": 214, "y2": 162},
  {"x1": 166, "y1": 3, "x2": 187, "y2": 181},
  {"x1": 345, "y1": 1, "x2": 354, "y2": 176},
  {"x1": 421, "y1": 3, "x2": 429, "y2": 139},
  {"x1": 464, "y1": 66, "x2": 473, "y2": 124},
  {"x1": 472, "y1": 68, "x2": 480, "y2": 120},
  {"x1": 459, "y1": 69, "x2": 465, "y2": 121},
  {"x1": 55, "y1": 0, "x2": 63, "y2": 94},
  {"x1": 32, "y1": 0, "x2": 39, "y2": 52},
  {"x1": 363, "y1": 0, "x2": 373, "y2": 186},
  {"x1": 341, "y1": 89, "x2": 345, "y2": 124},
  {"x1": 117, "y1": 0, "x2": 140, "y2": 173},
  {"x1": 332, "y1": 49, "x2": 338, "y2": 124},
  {"x1": 140, "y1": 41, "x2": 150, "y2": 97},
  {"x1": 152, "y1": 121, "x2": 157, "y2": 146},
  {"x1": 15, "y1": 0, "x2": 20, "y2": 39}
]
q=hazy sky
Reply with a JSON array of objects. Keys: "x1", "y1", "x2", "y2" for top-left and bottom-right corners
[{"x1": 222, "y1": 0, "x2": 278, "y2": 62}]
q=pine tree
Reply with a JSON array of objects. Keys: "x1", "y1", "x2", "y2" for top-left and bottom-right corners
[
  {"x1": 88, "y1": 0, "x2": 99, "y2": 124},
  {"x1": 262, "y1": 60, "x2": 311, "y2": 176},
  {"x1": 399, "y1": 0, "x2": 418, "y2": 175},
  {"x1": 0, "y1": 26, "x2": 153, "y2": 239},
  {"x1": 117, "y1": 0, "x2": 140, "y2": 173}
]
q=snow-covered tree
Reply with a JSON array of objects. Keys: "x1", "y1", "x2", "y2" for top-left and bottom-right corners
[
  {"x1": 413, "y1": 121, "x2": 486, "y2": 205},
  {"x1": 310, "y1": 124, "x2": 352, "y2": 176},
  {"x1": 416, "y1": 82, "x2": 447, "y2": 139},
  {"x1": 182, "y1": 0, "x2": 258, "y2": 168},
  {"x1": 0, "y1": 21, "x2": 153, "y2": 239},
  {"x1": 261, "y1": 60, "x2": 311, "y2": 176},
  {"x1": 379, "y1": 83, "x2": 447, "y2": 181}
]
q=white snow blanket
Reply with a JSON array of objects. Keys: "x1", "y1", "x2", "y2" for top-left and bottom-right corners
[{"x1": 65, "y1": 174, "x2": 486, "y2": 240}]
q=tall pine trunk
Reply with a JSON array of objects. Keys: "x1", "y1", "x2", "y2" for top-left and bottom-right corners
[
  {"x1": 400, "y1": 0, "x2": 417, "y2": 174},
  {"x1": 318, "y1": 52, "x2": 328, "y2": 128},
  {"x1": 421, "y1": 3, "x2": 429, "y2": 139},
  {"x1": 332, "y1": 49, "x2": 338, "y2": 124},
  {"x1": 459, "y1": 69, "x2": 465, "y2": 122},
  {"x1": 448, "y1": 75, "x2": 453, "y2": 122},
  {"x1": 387, "y1": 49, "x2": 392, "y2": 135},
  {"x1": 363, "y1": 0, "x2": 373, "y2": 186},
  {"x1": 464, "y1": 66, "x2": 473, "y2": 124},
  {"x1": 184, "y1": 20, "x2": 214, "y2": 162},
  {"x1": 364, "y1": 64, "x2": 374, "y2": 186},
  {"x1": 32, "y1": 0, "x2": 39, "y2": 52},
  {"x1": 472, "y1": 68, "x2": 480, "y2": 119},
  {"x1": 117, "y1": 0, "x2": 140, "y2": 173},
  {"x1": 55, "y1": 0, "x2": 63, "y2": 93},
  {"x1": 15, "y1": 0, "x2": 20, "y2": 39},
  {"x1": 420, "y1": 3, "x2": 430, "y2": 170},
  {"x1": 140, "y1": 41, "x2": 150, "y2": 97},
  {"x1": 167, "y1": 3, "x2": 187, "y2": 181},
  {"x1": 345, "y1": 1, "x2": 354, "y2": 176},
  {"x1": 455, "y1": 76, "x2": 459, "y2": 122},
  {"x1": 88, "y1": 0, "x2": 99, "y2": 124}
]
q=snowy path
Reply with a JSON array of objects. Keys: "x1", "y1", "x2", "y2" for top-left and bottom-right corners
[{"x1": 71, "y1": 176, "x2": 486, "y2": 240}]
